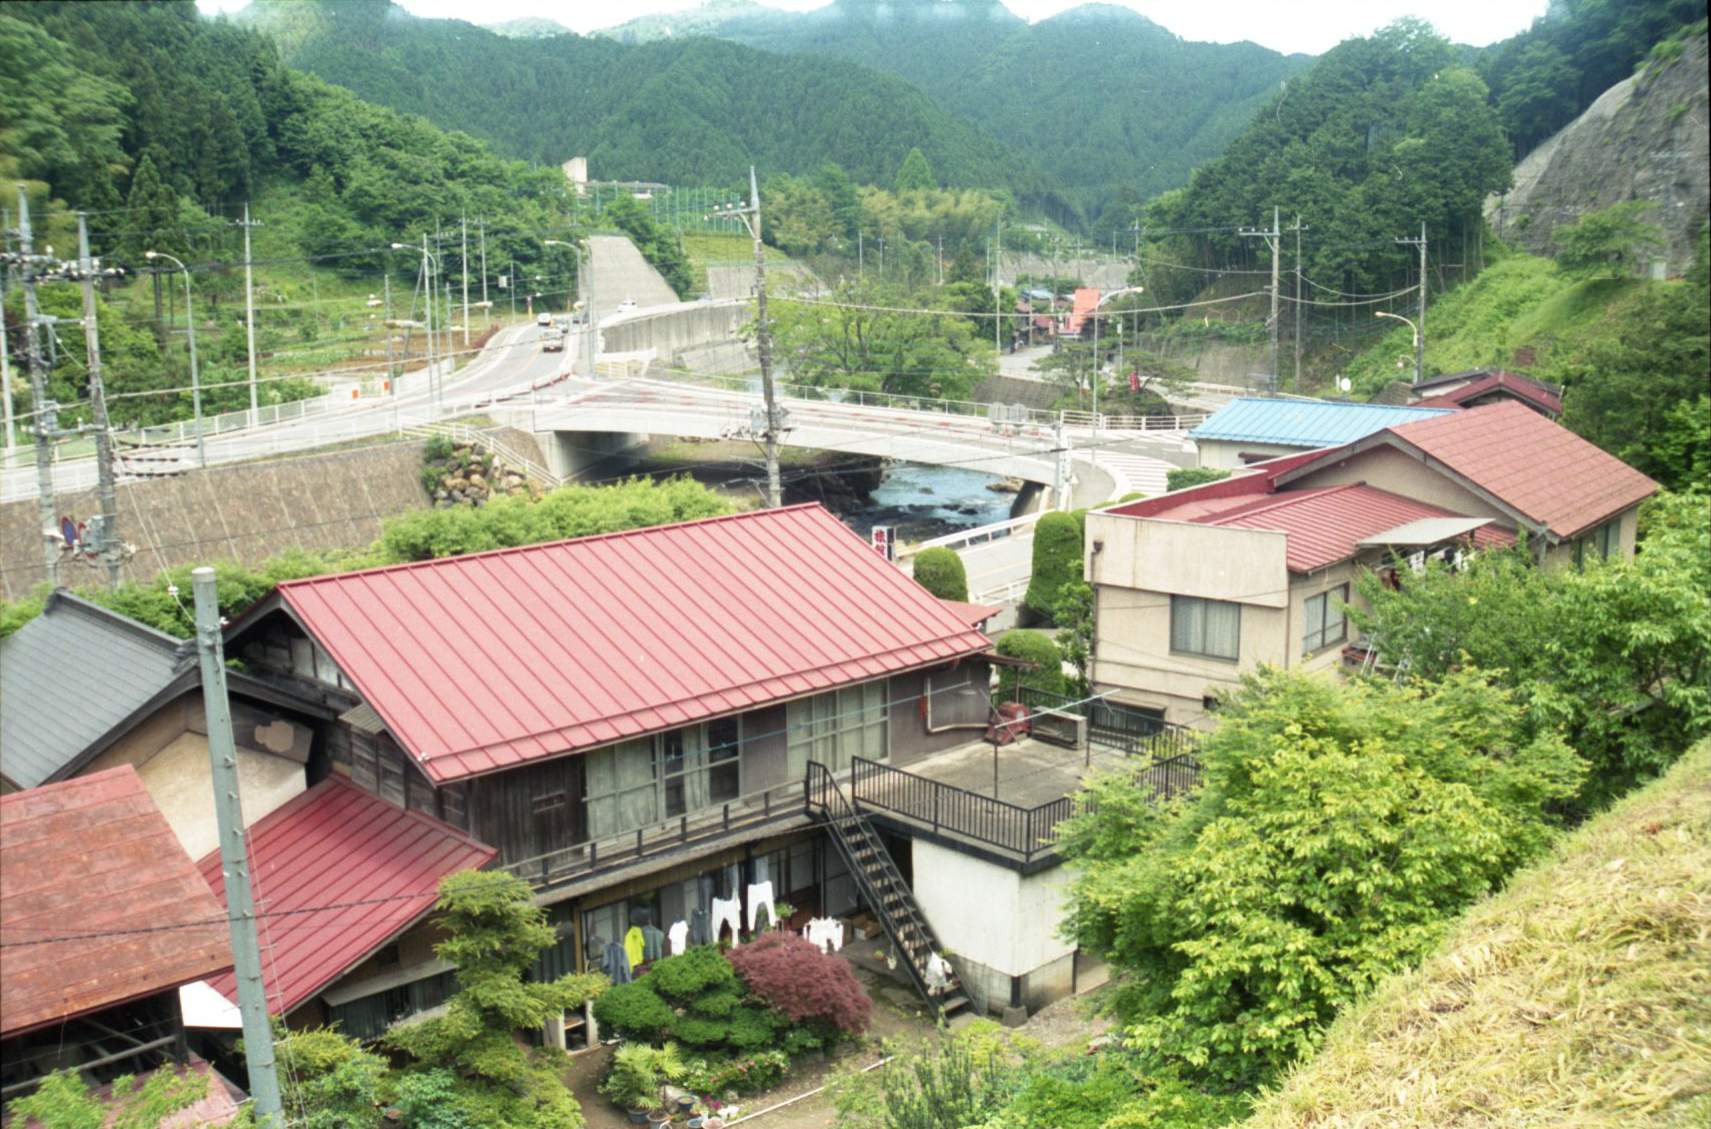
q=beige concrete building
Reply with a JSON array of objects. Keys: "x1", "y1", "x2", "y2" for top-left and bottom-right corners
[{"x1": 1089, "y1": 402, "x2": 1658, "y2": 727}]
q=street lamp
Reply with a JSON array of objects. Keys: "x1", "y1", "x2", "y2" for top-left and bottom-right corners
[
  {"x1": 1374, "y1": 310, "x2": 1422, "y2": 386},
  {"x1": 144, "y1": 251, "x2": 204, "y2": 466},
  {"x1": 544, "y1": 238, "x2": 596, "y2": 379},
  {"x1": 392, "y1": 240, "x2": 440, "y2": 406}
]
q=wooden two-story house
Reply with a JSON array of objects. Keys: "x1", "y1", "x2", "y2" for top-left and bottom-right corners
[{"x1": 222, "y1": 504, "x2": 996, "y2": 1038}]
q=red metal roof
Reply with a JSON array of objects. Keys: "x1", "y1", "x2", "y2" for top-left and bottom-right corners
[
  {"x1": 1374, "y1": 402, "x2": 1656, "y2": 538},
  {"x1": 270, "y1": 505, "x2": 991, "y2": 783},
  {"x1": 1065, "y1": 287, "x2": 1100, "y2": 334},
  {"x1": 1105, "y1": 447, "x2": 1330, "y2": 521},
  {"x1": 1412, "y1": 371, "x2": 1563, "y2": 416},
  {"x1": 197, "y1": 776, "x2": 495, "y2": 1016},
  {"x1": 938, "y1": 599, "x2": 1003, "y2": 628},
  {"x1": 1196, "y1": 484, "x2": 1512, "y2": 572},
  {"x1": 1, "y1": 767, "x2": 231, "y2": 1037}
]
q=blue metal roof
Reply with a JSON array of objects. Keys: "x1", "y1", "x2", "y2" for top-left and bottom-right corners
[{"x1": 1189, "y1": 398, "x2": 1454, "y2": 447}]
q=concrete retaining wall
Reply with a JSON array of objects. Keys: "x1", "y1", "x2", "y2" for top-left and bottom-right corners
[
  {"x1": 601, "y1": 301, "x2": 748, "y2": 364},
  {"x1": 1, "y1": 441, "x2": 430, "y2": 599}
]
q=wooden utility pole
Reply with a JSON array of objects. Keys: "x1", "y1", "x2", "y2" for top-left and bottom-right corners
[{"x1": 1241, "y1": 207, "x2": 1282, "y2": 392}]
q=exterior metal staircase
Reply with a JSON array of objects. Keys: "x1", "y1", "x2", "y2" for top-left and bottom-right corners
[{"x1": 804, "y1": 763, "x2": 969, "y2": 1020}]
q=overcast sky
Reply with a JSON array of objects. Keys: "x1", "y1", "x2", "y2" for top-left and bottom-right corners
[{"x1": 195, "y1": 0, "x2": 1549, "y2": 56}]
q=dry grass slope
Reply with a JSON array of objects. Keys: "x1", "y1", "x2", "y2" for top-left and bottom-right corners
[{"x1": 1245, "y1": 740, "x2": 1711, "y2": 1129}]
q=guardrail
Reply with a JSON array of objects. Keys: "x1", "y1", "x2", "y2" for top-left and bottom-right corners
[
  {"x1": 900, "y1": 510, "x2": 1048, "y2": 559},
  {"x1": 1059, "y1": 411, "x2": 1208, "y2": 432}
]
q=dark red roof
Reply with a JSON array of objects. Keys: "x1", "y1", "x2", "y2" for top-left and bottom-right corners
[
  {"x1": 268, "y1": 505, "x2": 990, "y2": 783},
  {"x1": 1341, "y1": 401, "x2": 1656, "y2": 539},
  {"x1": 197, "y1": 777, "x2": 495, "y2": 1016},
  {"x1": 1412, "y1": 371, "x2": 1563, "y2": 415},
  {"x1": 1, "y1": 767, "x2": 231, "y2": 1037},
  {"x1": 1198, "y1": 484, "x2": 1512, "y2": 572},
  {"x1": 1105, "y1": 447, "x2": 1329, "y2": 521},
  {"x1": 938, "y1": 599, "x2": 1003, "y2": 627}
]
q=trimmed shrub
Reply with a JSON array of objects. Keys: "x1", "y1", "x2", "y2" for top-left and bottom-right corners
[
  {"x1": 995, "y1": 629, "x2": 1066, "y2": 696},
  {"x1": 1024, "y1": 511, "x2": 1083, "y2": 622},
  {"x1": 592, "y1": 981, "x2": 675, "y2": 1042},
  {"x1": 727, "y1": 931, "x2": 872, "y2": 1035},
  {"x1": 912, "y1": 547, "x2": 969, "y2": 602},
  {"x1": 1164, "y1": 466, "x2": 1231, "y2": 492}
]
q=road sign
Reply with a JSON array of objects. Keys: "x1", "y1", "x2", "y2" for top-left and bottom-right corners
[{"x1": 871, "y1": 526, "x2": 894, "y2": 561}]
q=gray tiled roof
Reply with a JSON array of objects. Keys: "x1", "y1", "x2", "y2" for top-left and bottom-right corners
[{"x1": 0, "y1": 593, "x2": 188, "y2": 790}]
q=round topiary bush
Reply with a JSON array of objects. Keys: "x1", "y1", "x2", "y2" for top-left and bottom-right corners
[
  {"x1": 591, "y1": 981, "x2": 675, "y2": 1042},
  {"x1": 912, "y1": 546, "x2": 969, "y2": 602},
  {"x1": 1024, "y1": 511, "x2": 1084, "y2": 622},
  {"x1": 995, "y1": 628, "x2": 1066, "y2": 696}
]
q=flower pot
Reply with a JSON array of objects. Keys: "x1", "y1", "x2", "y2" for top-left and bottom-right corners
[
  {"x1": 677, "y1": 1096, "x2": 696, "y2": 1113},
  {"x1": 646, "y1": 1113, "x2": 672, "y2": 1128},
  {"x1": 627, "y1": 1110, "x2": 650, "y2": 1125},
  {"x1": 702, "y1": 1120, "x2": 725, "y2": 1129}
]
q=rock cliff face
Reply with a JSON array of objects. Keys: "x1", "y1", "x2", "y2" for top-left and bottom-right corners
[{"x1": 1486, "y1": 33, "x2": 1708, "y2": 275}]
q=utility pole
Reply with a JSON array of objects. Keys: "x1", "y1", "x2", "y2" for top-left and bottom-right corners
[
  {"x1": 460, "y1": 212, "x2": 470, "y2": 346},
  {"x1": 17, "y1": 186, "x2": 58, "y2": 587},
  {"x1": 240, "y1": 204, "x2": 260, "y2": 427},
  {"x1": 191, "y1": 568, "x2": 285, "y2": 1129},
  {"x1": 1, "y1": 254, "x2": 14, "y2": 461},
  {"x1": 1395, "y1": 224, "x2": 1427, "y2": 384},
  {"x1": 383, "y1": 271, "x2": 394, "y2": 391},
  {"x1": 992, "y1": 217, "x2": 1002, "y2": 355},
  {"x1": 422, "y1": 234, "x2": 436, "y2": 404},
  {"x1": 711, "y1": 168, "x2": 781, "y2": 507},
  {"x1": 1240, "y1": 207, "x2": 1281, "y2": 393},
  {"x1": 1292, "y1": 214, "x2": 1302, "y2": 390},
  {"x1": 77, "y1": 214, "x2": 121, "y2": 589},
  {"x1": 583, "y1": 244, "x2": 597, "y2": 380},
  {"x1": 478, "y1": 217, "x2": 489, "y2": 332}
]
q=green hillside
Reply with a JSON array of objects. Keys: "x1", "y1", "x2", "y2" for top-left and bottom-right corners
[
  {"x1": 233, "y1": 0, "x2": 1051, "y2": 202},
  {"x1": 598, "y1": 0, "x2": 1312, "y2": 219},
  {"x1": 1246, "y1": 740, "x2": 1711, "y2": 1129}
]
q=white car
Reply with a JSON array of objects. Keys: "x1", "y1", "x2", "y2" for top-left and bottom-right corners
[
  {"x1": 616, "y1": 299, "x2": 638, "y2": 313},
  {"x1": 536, "y1": 312, "x2": 553, "y2": 327}
]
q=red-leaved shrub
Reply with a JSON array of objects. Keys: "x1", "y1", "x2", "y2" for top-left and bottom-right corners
[{"x1": 727, "y1": 931, "x2": 872, "y2": 1034}]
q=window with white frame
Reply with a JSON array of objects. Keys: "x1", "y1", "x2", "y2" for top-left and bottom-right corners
[
  {"x1": 1170, "y1": 595, "x2": 1241, "y2": 661},
  {"x1": 785, "y1": 682, "x2": 888, "y2": 777},
  {"x1": 1302, "y1": 584, "x2": 1349, "y2": 653}
]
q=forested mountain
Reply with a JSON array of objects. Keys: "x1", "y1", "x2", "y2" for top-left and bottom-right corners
[
  {"x1": 232, "y1": 0, "x2": 1053, "y2": 204},
  {"x1": 1141, "y1": 20, "x2": 1514, "y2": 301},
  {"x1": 0, "y1": 0, "x2": 580, "y2": 425},
  {"x1": 598, "y1": 0, "x2": 1313, "y2": 219}
]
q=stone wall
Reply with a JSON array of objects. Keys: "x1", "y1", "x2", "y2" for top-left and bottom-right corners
[{"x1": 1, "y1": 440, "x2": 429, "y2": 599}]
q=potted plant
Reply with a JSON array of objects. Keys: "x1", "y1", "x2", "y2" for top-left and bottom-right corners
[{"x1": 603, "y1": 1042, "x2": 687, "y2": 1124}]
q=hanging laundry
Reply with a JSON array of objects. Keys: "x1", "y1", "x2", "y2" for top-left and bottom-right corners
[
  {"x1": 803, "y1": 917, "x2": 844, "y2": 953},
  {"x1": 746, "y1": 880, "x2": 776, "y2": 932},
  {"x1": 689, "y1": 906, "x2": 710, "y2": 946},
  {"x1": 641, "y1": 923, "x2": 666, "y2": 962},
  {"x1": 601, "y1": 941, "x2": 633, "y2": 984},
  {"x1": 924, "y1": 951, "x2": 954, "y2": 995},
  {"x1": 710, "y1": 896, "x2": 742, "y2": 944},
  {"x1": 667, "y1": 919, "x2": 690, "y2": 956},
  {"x1": 583, "y1": 931, "x2": 607, "y2": 965},
  {"x1": 623, "y1": 925, "x2": 645, "y2": 969}
]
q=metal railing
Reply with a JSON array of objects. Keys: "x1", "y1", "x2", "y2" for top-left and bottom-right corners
[
  {"x1": 1058, "y1": 410, "x2": 1208, "y2": 432},
  {"x1": 903, "y1": 509, "x2": 1048, "y2": 558},
  {"x1": 405, "y1": 422, "x2": 563, "y2": 489},
  {"x1": 497, "y1": 780, "x2": 804, "y2": 890},
  {"x1": 849, "y1": 756, "x2": 1077, "y2": 865}
]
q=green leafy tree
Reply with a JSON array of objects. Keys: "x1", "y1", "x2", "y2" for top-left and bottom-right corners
[
  {"x1": 765, "y1": 280, "x2": 993, "y2": 400},
  {"x1": 270, "y1": 1024, "x2": 389, "y2": 1129},
  {"x1": 1059, "y1": 667, "x2": 1582, "y2": 1089},
  {"x1": 912, "y1": 547, "x2": 968, "y2": 602},
  {"x1": 894, "y1": 146, "x2": 938, "y2": 193},
  {"x1": 1024, "y1": 511, "x2": 1083, "y2": 622},
  {"x1": 1053, "y1": 581, "x2": 1095, "y2": 698},
  {"x1": 3, "y1": 1067, "x2": 206, "y2": 1129},
  {"x1": 1351, "y1": 494, "x2": 1711, "y2": 806},
  {"x1": 384, "y1": 871, "x2": 606, "y2": 1129},
  {"x1": 1554, "y1": 200, "x2": 1666, "y2": 278}
]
